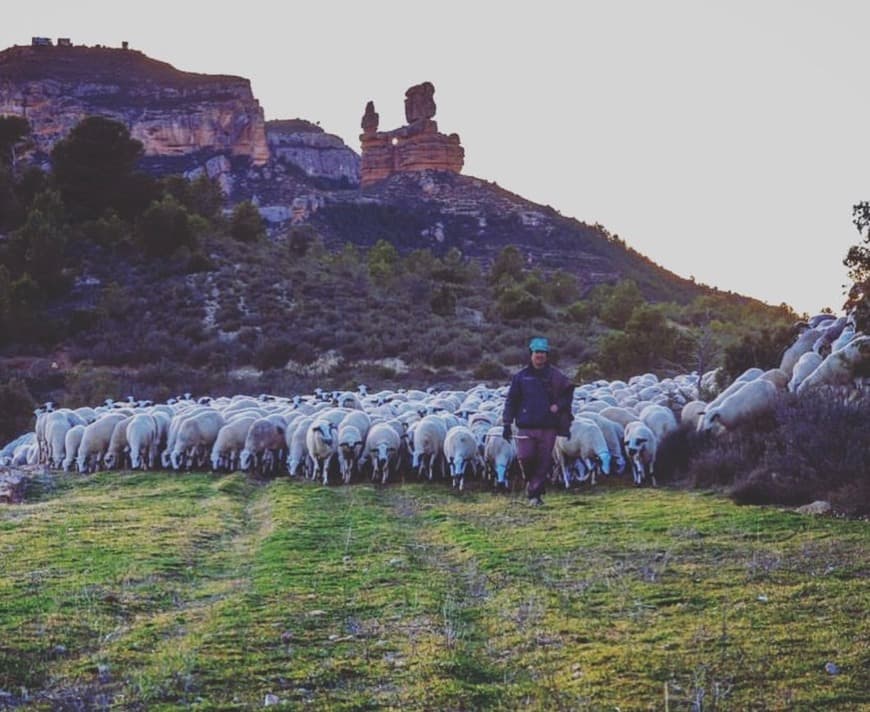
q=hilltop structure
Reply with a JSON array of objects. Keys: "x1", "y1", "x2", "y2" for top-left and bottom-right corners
[{"x1": 359, "y1": 82, "x2": 464, "y2": 187}]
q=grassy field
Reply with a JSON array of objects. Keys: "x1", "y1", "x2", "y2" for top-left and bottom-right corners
[{"x1": 0, "y1": 471, "x2": 867, "y2": 711}]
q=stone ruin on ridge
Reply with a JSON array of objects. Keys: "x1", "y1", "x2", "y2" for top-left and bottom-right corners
[{"x1": 359, "y1": 81, "x2": 464, "y2": 187}]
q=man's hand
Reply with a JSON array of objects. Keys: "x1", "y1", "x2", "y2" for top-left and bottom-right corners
[{"x1": 502, "y1": 425, "x2": 512, "y2": 442}]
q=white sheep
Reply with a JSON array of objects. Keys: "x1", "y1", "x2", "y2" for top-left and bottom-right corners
[
  {"x1": 639, "y1": 404, "x2": 679, "y2": 444},
  {"x1": 483, "y1": 425, "x2": 516, "y2": 487},
  {"x1": 553, "y1": 418, "x2": 610, "y2": 488},
  {"x1": 813, "y1": 316, "x2": 848, "y2": 354},
  {"x1": 703, "y1": 366, "x2": 767, "y2": 414},
  {"x1": 410, "y1": 414, "x2": 448, "y2": 481},
  {"x1": 103, "y1": 416, "x2": 134, "y2": 470},
  {"x1": 126, "y1": 414, "x2": 160, "y2": 470},
  {"x1": 597, "y1": 406, "x2": 639, "y2": 429},
  {"x1": 443, "y1": 425, "x2": 483, "y2": 490},
  {"x1": 759, "y1": 368, "x2": 789, "y2": 391},
  {"x1": 306, "y1": 417, "x2": 339, "y2": 484},
  {"x1": 830, "y1": 324, "x2": 857, "y2": 353},
  {"x1": 779, "y1": 326, "x2": 824, "y2": 377},
  {"x1": 364, "y1": 421, "x2": 402, "y2": 484},
  {"x1": 699, "y1": 378, "x2": 778, "y2": 436},
  {"x1": 62, "y1": 425, "x2": 85, "y2": 472},
  {"x1": 787, "y1": 351, "x2": 824, "y2": 392},
  {"x1": 33, "y1": 406, "x2": 52, "y2": 464},
  {"x1": 211, "y1": 416, "x2": 258, "y2": 472},
  {"x1": 286, "y1": 415, "x2": 313, "y2": 478},
  {"x1": 624, "y1": 420, "x2": 658, "y2": 486},
  {"x1": 796, "y1": 335, "x2": 870, "y2": 395},
  {"x1": 76, "y1": 413, "x2": 128, "y2": 474},
  {"x1": 679, "y1": 400, "x2": 708, "y2": 431},
  {"x1": 0, "y1": 433, "x2": 28, "y2": 465},
  {"x1": 149, "y1": 410, "x2": 172, "y2": 462},
  {"x1": 336, "y1": 410, "x2": 371, "y2": 484},
  {"x1": 240, "y1": 417, "x2": 286, "y2": 477},
  {"x1": 12, "y1": 438, "x2": 39, "y2": 466},
  {"x1": 579, "y1": 411, "x2": 627, "y2": 476},
  {"x1": 162, "y1": 406, "x2": 206, "y2": 469},
  {"x1": 169, "y1": 410, "x2": 226, "y2": 470},
  {"x1": 44, "y1": 409, "x2": 86, "y2": 469}
]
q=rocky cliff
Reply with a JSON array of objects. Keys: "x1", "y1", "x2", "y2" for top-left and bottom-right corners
[
  {"x1": 266, "y1": 119, "x2": 360, "y2": 186},
  {"x1": 0, "y1": 43, "x2": 269, "y2": 165}
]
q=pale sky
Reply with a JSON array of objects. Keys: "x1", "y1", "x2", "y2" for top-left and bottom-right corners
[{"x1": 3, "y1": 1, "x2": 867, "y2": 315}]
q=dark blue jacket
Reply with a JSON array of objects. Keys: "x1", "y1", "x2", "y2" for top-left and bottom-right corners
[{"x1": 502, "y1": 363, "x2": 574, "y2": 431}]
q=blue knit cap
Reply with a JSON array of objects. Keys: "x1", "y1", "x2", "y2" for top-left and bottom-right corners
[{"x1": 529, "y1": 337, "x2": 549, "y2": 352}]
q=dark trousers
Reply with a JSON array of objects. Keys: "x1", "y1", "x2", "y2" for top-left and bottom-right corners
[{"x1": 515, "y1": 428, "x2": 556, "y2": 499}]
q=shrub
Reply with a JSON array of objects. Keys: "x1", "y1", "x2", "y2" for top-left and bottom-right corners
[
  {"x1": 564, "y1": 300, "x2": 594, "y2": 325},
  {"x1": 496, "y1": 286, "x2": 545, "y2": 320},
  {"x1": 137, "y1": 195, "x2": 198, "y2": 258},
  {"x1": 229, "y1": 201, "x2": 265, "y2": 243},
  {"x1": 0, "y1": 378, "x2": 36, "y2": 443},
  {"x1": 253, "y1": 337, "x2": 294, "y2": 371},
  {"x1": 472, "y1": 359, "x2": 508, "y2": 381},
  {"x1": 683, "y1": 391, "x2": 870, "y2": 515}
]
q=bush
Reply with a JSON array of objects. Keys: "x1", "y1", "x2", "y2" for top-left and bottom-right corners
[
  {"x1": 0, "y1": 378, "x2": 36, "y2": 443},
  {"x1": 137, "y1": 195, "x2": 198, "y2": 258},
  {"x1": 496, "y1": 286, "x2": 545, "y2": 320},
  {"x1": 472, "y1": 359, "x2": 508, "y2": 381},
  {"x1": 683, "y1": 391, "x2": 870, "y2": 515},
  {"x1": 253, "y1": 337, "x2": 295, "y2": 371},
  {"x1": 229, "y1": 201, "x2": 265, "y2": 243}
]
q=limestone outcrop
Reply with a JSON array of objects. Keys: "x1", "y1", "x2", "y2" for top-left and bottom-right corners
[
  {"x1": 266, "y1": 119, "x2": 360, "y2": 186},
  {"x1": 359, "y1": 82, "x2": 463, "y2": 187},
  {"x1": 0, "y1": 43, "x2": 269, "y2": 165}
]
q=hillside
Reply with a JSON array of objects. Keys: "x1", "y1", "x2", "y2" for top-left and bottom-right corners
[{"x1": 0, "y1": 42, "x2": 798, "y2": 421}]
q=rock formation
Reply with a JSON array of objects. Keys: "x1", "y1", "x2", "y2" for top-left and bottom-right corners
[
  {"x1": 266, "y1": 119, "x2": 360, "y2": 186},
  {"x1": 359, "y1": 82, "x2": 463, "y2": 187},
  {"x1": 0, "y1": 43, "x2": 269, "y2": 166}
]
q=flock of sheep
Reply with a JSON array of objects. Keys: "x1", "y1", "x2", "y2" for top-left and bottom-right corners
[{"x1": 1, "y1": 313, "x2": 867, "y2": 491}]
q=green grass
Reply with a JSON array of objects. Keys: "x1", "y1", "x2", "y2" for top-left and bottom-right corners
[{"x1": 1, "y1": 473, "x2": 867, "y2": 710}]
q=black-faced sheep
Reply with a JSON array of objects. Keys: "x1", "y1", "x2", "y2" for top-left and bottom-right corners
[
  {"x1": 336, "y1": 410, "x2": 371, "y2": 484},
  {"x1": 579, "y1": 411, "x2": 627, "y2": 476},
  {"x1": 624, "y1": 420, "x2": 658, "y2": 486},
  {"x1": 306, "y1": 417, "x2": 339, "y2": 484},
  {"x1": 553, "y1": 418, "x2": 610, "y2": 487},
  {"x1": 364, "y1": 421, "x2": 402, "y2": 484}
]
